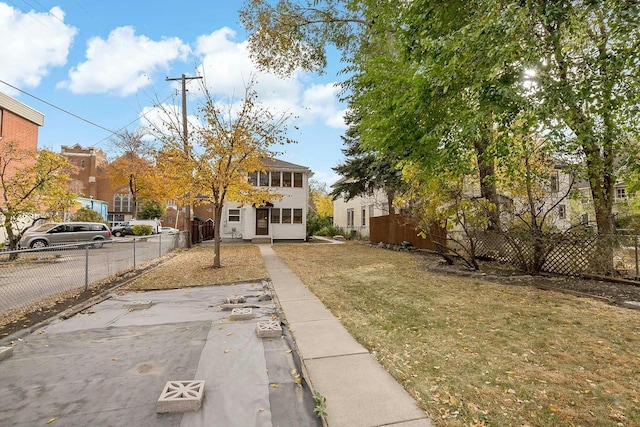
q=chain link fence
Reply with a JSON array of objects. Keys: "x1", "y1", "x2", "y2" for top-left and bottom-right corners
[{"x1": 0, "y1": 233, "x2": 188, "y2": 318}]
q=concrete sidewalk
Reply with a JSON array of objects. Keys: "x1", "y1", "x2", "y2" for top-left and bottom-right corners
[{"x1": 259, "y1": 245, "x2": 433, "y2": 427}]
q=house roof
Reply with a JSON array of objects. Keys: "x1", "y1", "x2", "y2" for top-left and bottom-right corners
[
  {"x1": 260, "y1": 157, "x2": 310, "y2": 172},
  {"x1": 0, "y1": 92, "x2": 44, "y2": 126}
]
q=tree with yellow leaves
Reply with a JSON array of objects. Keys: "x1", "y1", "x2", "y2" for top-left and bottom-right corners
[
  {"x1": 0, "y1": 140, "x2": 77, "y2": 253},
  {"x1": 157, "y1": 78, "x2": 294, "y2": 267},
  {"x1": 105, "y1": 129, "x2": 166, "y2": 215}
]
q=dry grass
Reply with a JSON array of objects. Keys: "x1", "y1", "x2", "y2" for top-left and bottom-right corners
[
  {"x1": 273, "y1": 242, "x2": 640, "y2": 427},
  {"x1": 122, "y1": 245, "x2": 268, "y2": 290}
]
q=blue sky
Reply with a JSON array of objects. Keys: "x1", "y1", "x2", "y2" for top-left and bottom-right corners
[{"x1": 0, "y1": 1, "x2": 347, "y2": 186}]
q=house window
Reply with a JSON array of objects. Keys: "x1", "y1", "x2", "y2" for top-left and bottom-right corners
[
  {"x1": 271, "y1": 208, "x2": 280, "y2": 223},
  {"x1": 293, "y1": 172, "x2": 303, "y2": 188},
  {"x1": 80, "y1": 159, "x2": 85, "y2": 168},
  {"x1": 114, "y1": 193, "x2": 133, "y2": 213},
  {"x1": 259, "y1": 171, "x2": 269, "y2": 187},
  {"x1": 347, "y1": 208, "x2": 354, "y2": 227},
  {"x1": 361, "y1": 207, "x2": 367, "y2": 226},
  {"x1": 558, "y1": 205, "x2": 566, "y2": 219},
  {"x1": 228, "y1": 209, "x2": 240, "y2": 222},
  {"x1": 282, "y1": 172, "x2": 292, "y2": 187},
  {"x1": 550, "y1": 172, "x2": 559, "y2": 192},
  {"x1": 271, "y1": 171, "x2": 281, "y2": 187},
  {"x1": 581, "y1": 213, "x2": 589, "y2": 225},
  {"x1": 248, "y1": 172, "x2": 258, "y2": 186},
  {"x1": 282, "y1": 208, "x2": 292, "y2": 223},
  {"x1": 293, "y1": 208, "x2": 303, "y2": 224},
  {"x1": 616, "y1": 188, "x2": 627, "y2": 200}
]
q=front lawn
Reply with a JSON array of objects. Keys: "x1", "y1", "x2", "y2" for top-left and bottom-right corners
[{"x1": 273, "y1": 242, "x2": 640, "y2": 427}]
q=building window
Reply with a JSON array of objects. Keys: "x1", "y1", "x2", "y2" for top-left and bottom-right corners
[
  {"x1": 228, "y1": 209, "x2": 240, "y2": 222},
  {"x1": 550, "y1": 172, "x2": 559, "y2": 192},
  {"x1": 80, "y1": 159, "x2": 85, "y2": 168},
  {"x1": 167, "y1": 200, "x2": 177, "y2": 208},
  {"x1": 271, "y1": 171, "x2": 281, "y2": 187},
  {"x1": 166, "y1": 216, "x2": 174, "y2": 224},
  {"x1": 259, "y1": 171, "x2": 269, "y2": 187},
  {"x1": 361, "y1": 207, "x2": 366, "y2": 226},
  {"x1": 294, "y1": 172, "x2": 303, "y2": 188},
  {"x1": 282, "y1": 208, "x2": 292, "y2": 223},
  {"x1": 581, "y1": 213, "x2": 589, "y2": 225},
  {"x1": 293, "y1": 208, "x2": 303, "y2": 224},
  {"x1": 114, "y1": 193, "x2": 133, "y2": 213},
  {"x1": 558, "y1": 205, "x2": 566, "y2": 219},
  {"x1": 248, "y1": 172, "x2": 258, "y2": 186},
  {"x1": 271, "y1": 208, "x2": 280, "y2": 223},
  {"x1": 0, "y1": 109, "x2": 3, "y2": 137},
  {"x1": 347, "y1": 208, "x2": 354, "y2": 227},
  {"x1": 282, "y1": 172, "x2": 292, "y2": 187},
  {"x1": 616, "y1": 188, "x2": 627, "y2": 200}
]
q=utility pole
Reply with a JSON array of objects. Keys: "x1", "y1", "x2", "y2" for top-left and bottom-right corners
[{"x1": 166, "y1": 74, "x2": 202, "y2": 248}]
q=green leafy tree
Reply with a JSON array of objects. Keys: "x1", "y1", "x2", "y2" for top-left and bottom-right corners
[
  {"x1": 70, "y1": 206, "x2": 106, "y2": 223},
  {"x1": 138, "y1": 200, "x2": 165, "y2": 220}
]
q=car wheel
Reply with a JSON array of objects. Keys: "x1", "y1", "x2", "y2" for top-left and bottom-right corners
[
  {"x1": 92, "y1": 239, "x2": 104, "y2": 249},
  {"x1": 114, "y1": 231, "x2": 123, "y2": 237},
  {"x1": 30, "y1": 240, "x2": 48, "y2": 249}
]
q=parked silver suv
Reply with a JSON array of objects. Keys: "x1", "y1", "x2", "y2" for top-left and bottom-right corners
[{"x1": 19, "y1": 222, "x2": 112, "y2": 249}]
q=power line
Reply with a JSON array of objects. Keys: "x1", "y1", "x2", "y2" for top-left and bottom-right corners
[{"x1": 0, "y1": 78, "x2": 117, "y2": 135}]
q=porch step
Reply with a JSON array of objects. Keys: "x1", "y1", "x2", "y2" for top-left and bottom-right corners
[{"x1": 251, "y1": 237, "x2": 272, "y2": 244}]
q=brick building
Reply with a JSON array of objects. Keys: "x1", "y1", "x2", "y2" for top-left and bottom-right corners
[
  {"x1": 0, "y1": 92, "x2": 45, "y2": 241},
  {"x1": 0, "y1": 91, "x2": 43, "y2": 159}
]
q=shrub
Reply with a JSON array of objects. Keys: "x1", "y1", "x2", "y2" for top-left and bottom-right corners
[
  {"x1": 70, "y1": 207, "x2": 106, "y2": 224},
  {"x1": 316, "y1": 225, "x2": 343, "y2": 237},
  {"x1": 307, "y1": 213, "x2": 333, "y2": 236},
  {"x1": 131, "y1": 224, "x2": 153, "y2": 236}
]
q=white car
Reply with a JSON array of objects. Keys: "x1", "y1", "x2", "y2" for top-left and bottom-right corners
[{"x1": 161, "y1": 227, "x2": 179, "y2": 234}]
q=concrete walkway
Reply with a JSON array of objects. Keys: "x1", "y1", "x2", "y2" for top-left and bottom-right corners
[{"x1": 259, "y1": 245, "x2": 433, "y2": 427}]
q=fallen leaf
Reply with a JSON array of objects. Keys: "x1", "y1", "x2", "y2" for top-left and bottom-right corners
[
  {"x1": 47, "y1": 418, "x2": 57, "y2": 424},
  {"x1": 549, "y1": 404, "x2": 560, "y2": 412},
  {"x1": 285, "y1": 349, "x2": 292, "y2": 354},
  {"x1": 224, "y1": 349, "x2": 230, "y2": 353},
  {"x1": 271, "y1": 383, "x2": 279, "y2": 388},
  {"x1": 258, "y1": 408, "x2": 265, "y2": 412},
  {"x1": 226, "y1": 332, "x2": 233, "y2": 336},
  {"x1": 111, "y1": 358, "x2": 117, "y2": 361}
]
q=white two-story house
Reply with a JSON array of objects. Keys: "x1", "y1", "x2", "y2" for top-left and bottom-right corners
[{"x1": 216, "y1": 158, "x2": 311, "y2": 242}]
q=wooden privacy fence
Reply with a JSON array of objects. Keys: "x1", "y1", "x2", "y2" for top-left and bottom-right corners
[
  {"x1": 370, "y1": 214, "x2": 446, "y2": 251},
  {"x1": 191, "y1": 220, "x2": 215, "y2": 244}
]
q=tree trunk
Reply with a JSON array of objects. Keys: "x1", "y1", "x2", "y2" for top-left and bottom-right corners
[
  {"x1": 473, "y1": 136, "x2": 501, "y2": 231},
  {"x1": 213, "y1": 204, "x2": 223, "y2": 268},
  {"x1": 386, "y1": 189, "x2": 396, "y2": 215}
]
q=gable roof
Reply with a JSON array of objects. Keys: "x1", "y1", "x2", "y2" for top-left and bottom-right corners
[
  {"x1": 260, "y1": 157, "x2": 310, "y2": 172},
  {"x1": 0, "y1": 92, "x2": 44, "y2": 126}
]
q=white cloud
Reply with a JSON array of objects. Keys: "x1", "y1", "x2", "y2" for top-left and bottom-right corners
[
  {"x1": 59, "y1": 26, "x2": 190, "y2": 96},
  {"x1": 301, "y1": 83, "x2": 347, "y2": 129},
  {"x1": 311, "y1": 169, "x2": 341, "y2": 187},
  {"x1": 139, "y1": 104, "x2": 201, "y2": 140},
  {"x1": 0, "y1": 4, "x2": 76, "y2": 90},
  {"x1": 192, "y1": 28, "x2": 345, "y2": 128},
  {"x1": 194, "y1": 28, "x2": 300, "y2": 113}
]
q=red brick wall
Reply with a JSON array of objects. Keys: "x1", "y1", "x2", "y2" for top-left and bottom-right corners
[{"x1": 2, "y1": 110, "x2": 38, "y2": 152}]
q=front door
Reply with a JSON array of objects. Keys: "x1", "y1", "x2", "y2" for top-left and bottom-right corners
[{"x1": 256, "y1": 208, "x2": 269, "y2": 236}]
